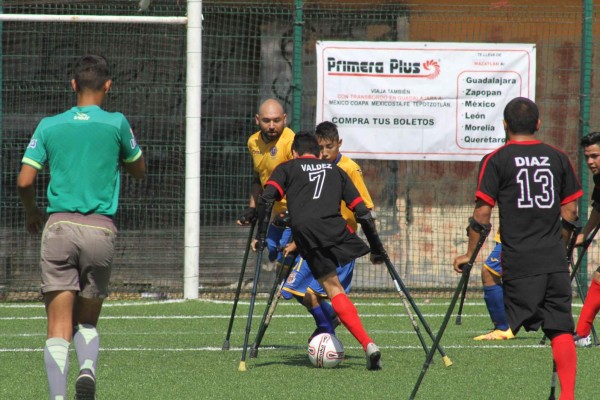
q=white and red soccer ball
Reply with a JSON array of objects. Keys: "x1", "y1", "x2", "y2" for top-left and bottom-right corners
[{"x1": 307, "y1": 333, "x2": 345, "y2": 368}]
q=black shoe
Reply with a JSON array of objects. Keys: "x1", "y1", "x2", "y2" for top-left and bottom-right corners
[{"x1": 75, "y1": 369, "x2": 96, "y2": 400}]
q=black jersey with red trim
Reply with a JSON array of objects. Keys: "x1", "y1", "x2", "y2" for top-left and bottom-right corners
[
  {"x1": 475, "y1": 139, "x2": 583, "y2": 280},
  {"x1": 262, "y1": 155, "x2": 368, "y2": 250}
]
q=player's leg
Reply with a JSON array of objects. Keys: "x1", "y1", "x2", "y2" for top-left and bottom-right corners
[
  {"x1": 576, "y1": 269, "x2": 600, "y2": 340},
  {"x1": 318, "y1": 273, "x2": 381, "y2": 370},
  {"x1": 305, "y1": 260, "x2": 355, "y2": 340},
  {"x1": 45, "y1": 290, "x2": 77, "y2": 400},
  {"x1": 474, "y1": 244, "x2": 514, "y2": 340},
  {"x1": 72, "y1": 214, "x2": 116, "y2": 400},
  {"x1": 543, "y1": 272, "x2": 577, "y2": 400},
  {"x1": 303, "y1": 290, "x2": 335, "y2": 340},
  {"x1": 40, "y1": 215, "x2": 81, "y2": 400},
  {"x1": 279, "y1": 256, "x2": 332, "y2": 337}
]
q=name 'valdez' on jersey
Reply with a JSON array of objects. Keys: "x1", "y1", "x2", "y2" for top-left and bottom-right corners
[{"x1": 263, "y1": 156, "x2": 367, "y2": 250}]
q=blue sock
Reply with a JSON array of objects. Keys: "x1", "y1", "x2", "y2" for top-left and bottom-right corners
[
  {"x1": 484, "y1": 284, "x2": 509, "y2": 330},
  {"x1": 309, "y1": 306, "x2": 335, "y2": 335},
  {"x1": 319, "y1": 301, "x2": 336, "y2": 323}
]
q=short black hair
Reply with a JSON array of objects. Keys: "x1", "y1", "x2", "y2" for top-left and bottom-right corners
[
  {"x1": 292, "y1": 131, "x2": 320, "y2": 157},
  {"x1": 503, "y1": 97, "x2": 539, "y2": 134},
  {"x1": 315, "y1": 121, "x2": 339, "y2": 142},
  {"x1": 581, "y1": 131, "x2": 600, "y2": 147},
  {"x1": 73, "y1": 54, "x2": 111, "y2": 92}
]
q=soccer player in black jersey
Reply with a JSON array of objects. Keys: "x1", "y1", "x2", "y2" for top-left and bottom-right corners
[
  {"x1": 254, "y1": 132, "x2": 384, "y2": 370},
  {"x1": 453, "y1": 97, "x2": 582, "y2": 400},
  {"x1": 574, "y1": 132, "x2": 600, "y2": 346}
]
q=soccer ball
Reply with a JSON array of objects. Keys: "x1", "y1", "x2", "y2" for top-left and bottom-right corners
[{"x1": 307, "y1": 333, "x2": 345, "y2": 368}]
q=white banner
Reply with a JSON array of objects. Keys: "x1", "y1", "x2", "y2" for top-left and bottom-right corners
[{"x1": 316, "y1": 41, "x2": 536, "y2": 161}]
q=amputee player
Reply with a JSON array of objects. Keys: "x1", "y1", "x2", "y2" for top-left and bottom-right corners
[
  {"x1": 237, "y1": 98, "x2": 295, "y2": 263},
  {"x1": 473, "y1": 232, "x2": 515, "y2": 341},
  {"x1": 279, "y1": 121, "x2": 375, "y2": 342},
  {"x1": 17, "y1": 55, "x2": 146, "y2": 400},
  {"x1": 573, "y1": 131, "x2": 600, "y2": 347},
  {"x1": 453, "y1": 97, "x2": 582, "y2": 400},
  {"x1": 254, "y1": 132, "x2": 384, "y2": 370}
]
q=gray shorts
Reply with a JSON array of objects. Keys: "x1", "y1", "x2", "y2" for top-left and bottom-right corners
[{"x1": 40, "y1": 213, "x2": 117, "y2": 298}]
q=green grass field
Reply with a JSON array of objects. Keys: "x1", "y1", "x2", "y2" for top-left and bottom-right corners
[{"x1": 0, "y1": 296, "x2": 596, "y2": 399}]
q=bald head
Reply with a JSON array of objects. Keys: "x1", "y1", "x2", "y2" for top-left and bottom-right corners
[{"x1": 255, "y1": 98, "x2": 287, "y2": 142}]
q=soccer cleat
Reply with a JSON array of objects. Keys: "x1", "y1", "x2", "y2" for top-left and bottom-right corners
[
  {"x1": 574, "y1": 334, "x2": 592, "y2": 348},
  {"x1": 365, "y1": 342, "x2": 382, "y2": 370},
  {"x1": 473, "y1": 328, "x2": 515, "y2": 341},
  {"x1": 75, "y1": 369, "x2": 96, "y2": 400}
]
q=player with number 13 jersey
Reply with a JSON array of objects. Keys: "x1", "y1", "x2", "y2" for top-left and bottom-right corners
[{"x1": 476, "y1": 140, "x2": 583, "y2": 281}]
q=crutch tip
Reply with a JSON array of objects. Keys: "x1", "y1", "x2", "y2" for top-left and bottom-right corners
[
  {"x1": 222, "y1": 340, "x2": 230, "y2": 351},
  {"x1": 442, "y1": 356, "x2": 453, "y2": 367},
  {"x1": 238, "y1": 361, "x2": 247, "y2": 372}
]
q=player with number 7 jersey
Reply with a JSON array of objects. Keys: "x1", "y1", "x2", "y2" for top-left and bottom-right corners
[{"x1": 256, "y1": 132, "x2": 384, "y2": 370}]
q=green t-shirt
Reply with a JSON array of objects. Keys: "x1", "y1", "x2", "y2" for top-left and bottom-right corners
[{"x1": 22, "y1": 105, "x2": 142, "y2": 216}]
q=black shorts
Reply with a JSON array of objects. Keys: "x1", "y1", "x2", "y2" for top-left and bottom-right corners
[
  {"x1": 302, "y1": 235, "x2": 369, "y2": 280},
  {"x1": 503, "y1": 272, "x2": 574, "y2": 335}
]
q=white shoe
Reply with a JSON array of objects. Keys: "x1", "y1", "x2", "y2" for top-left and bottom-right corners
[
  {"x1": 574, "y1": 334, "x2": 592, "y2": 348},
  {"x1": 365, "y1": 343, "x2": 382, "y2": 370}
]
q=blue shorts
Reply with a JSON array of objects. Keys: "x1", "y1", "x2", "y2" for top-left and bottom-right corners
[
  {"x1": 483, "y1": 242, "x2": 502, "y2": 277},
  {"x1": 266, "y1": 225, "x2": 293, "y2": 262},
  {"x1": 281, "y1": 256, "x2": 354, "y2": 299}
]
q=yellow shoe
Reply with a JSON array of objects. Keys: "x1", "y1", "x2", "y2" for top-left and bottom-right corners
[{"x1": 473, "y1": 328, "x2": 515, "y2": 341}]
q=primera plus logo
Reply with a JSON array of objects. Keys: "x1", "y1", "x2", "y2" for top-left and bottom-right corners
[{"x1": 326, "y1": 57, "x2": 440, "y2": 79}]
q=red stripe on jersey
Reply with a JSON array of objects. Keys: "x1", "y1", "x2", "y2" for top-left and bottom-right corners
[
  {"x1": 265, "y1": 180, "x2": 284, "y2": 200},
  {"x1": 561, "y1": 189, "x2": 583, "y2": 205},
  {"x1": 475, "y1": 190, "x2": 495, "y2": 206},
  {"x1": 346, "y1": 197, "x2": 363, "y2": 210},
  {"x1": 346, "y1": 224, "x2": 355, "y2": 234}
]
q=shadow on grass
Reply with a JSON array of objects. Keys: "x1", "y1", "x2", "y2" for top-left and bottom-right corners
[{"x1": 253, "y1": 350, "x2": 362, "y2": 370}]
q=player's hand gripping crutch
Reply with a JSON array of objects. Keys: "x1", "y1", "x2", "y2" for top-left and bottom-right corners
[
  {"x1": 238, "y1": 199, "x2": 273, "y2": 371},
  {"x1": 410, "y1": 218, "x2": 490, "y2": 400},
  {"x1": 250, "y1": 242, "x2": 296, "y2": 358},
  {"x1": 455, "y1": 223, "x2": 477, "y2": 325},
  {"x1": 222, "y1": 219, "x2": 256, "y2": 350},
  {"x1": 547, "y1": 218, "x2": 582, "y2": 400}
]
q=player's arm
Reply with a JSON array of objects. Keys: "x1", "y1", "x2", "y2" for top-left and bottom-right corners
[
  {"x1": 560, "y1": 200, "x2": 579, "y2": 247},
  {"x1": 237, "y1": 172, "x2": 262, "y2": 225},
  {"x1": 453, "y1": 200, "x2": 492, "y2": 273},
  {"x1": 16, "y1": 164, "x2": 45, "y2": 234},
  {"x1": 123, "y1": 155, "x2": 146, "y2": 180},
  {"x1": 348, "y1": 166, "x2": 374, "y2": 210},
  {"x1": 576, "y1": 206, "x2": 600, "y2": 246}
]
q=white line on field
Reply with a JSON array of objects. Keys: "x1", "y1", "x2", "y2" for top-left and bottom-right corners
[
  {"x1": 0, "y1": 313, "x2": 517, "y2": 321},
  {"x1": 0, "y1": 299, "x2": 584, "y2": 308},
  {"x1": 0, "y1": 343, "x2": 554, "y2": 353}
]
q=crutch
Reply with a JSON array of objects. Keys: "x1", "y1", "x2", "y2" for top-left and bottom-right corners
[
  {"x1": 570, "y1": 222, "x2": 600, "y2": 346},
  {"x1": 250, "y1": 251, "x2": 296, "y2": 358},
  {"x1": 238, "y1": 235, "x2": 265, "y2": 372},
  {"x1": 548, "y1": 218, "x2": 582, "y2": 400},
  {"x1": 381, "y1": 251, "x2": 452, "y2": 367},
  {"x1": 222, "y1": 220, "x2": 256, "y2": 350},
  {"x1": 410, "y1": 221, "x2": 490, "y2": 400},
  {"x1": 455, "y1": 224, "x2": 479, "y2": 325},
  {"x1": 540, "y1": 220, "x2": 597, "y2": 345}
]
